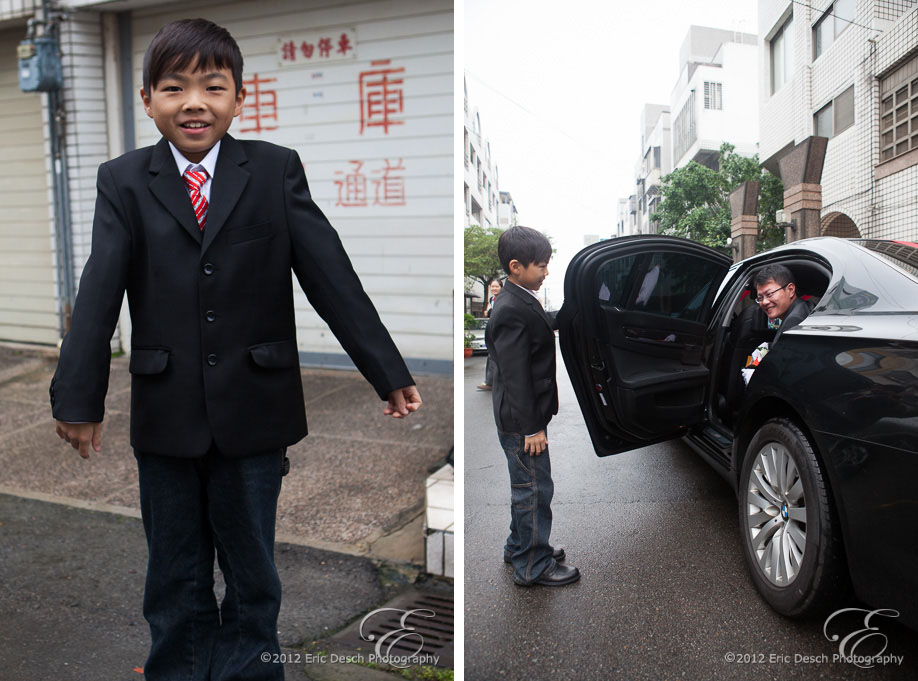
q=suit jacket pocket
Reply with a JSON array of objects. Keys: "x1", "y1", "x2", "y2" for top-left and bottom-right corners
[
  {"x1": 129, "y1": 348, "x2": 170, "y2": 375},
  {"x1": 249, "y1": 339, "x2": 299, "y2": 369},
  {"x1": 227, "y1": 220, "x2": 272, "y2": 244}
]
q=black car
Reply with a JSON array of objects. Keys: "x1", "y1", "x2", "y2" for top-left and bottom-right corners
[{"x1": 557, "y1": 235, "x2": 918, "y2": 628}]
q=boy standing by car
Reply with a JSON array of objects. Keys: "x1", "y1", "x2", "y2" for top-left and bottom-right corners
[
  {"x1": 50, "y1": 18, "x2": 421, "y2": 680},
  {"x1": 485, "y1": 226, "x2": 580, "y2": 586}
]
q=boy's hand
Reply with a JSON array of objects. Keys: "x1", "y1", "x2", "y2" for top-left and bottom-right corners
[
  {"x1": 384, "y1": 386, "x2": 422, "y2": 418},
  {"x1": 524, "y1": 430, "x2": 547, "y2": 456},
  {"x1": 55, "y1": 421, "x2": 102, "y2": 459}
]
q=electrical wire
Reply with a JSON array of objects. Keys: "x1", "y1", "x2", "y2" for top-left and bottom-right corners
[{"x1": 789, "y1": 0, "x2": 882, "y2": 34}]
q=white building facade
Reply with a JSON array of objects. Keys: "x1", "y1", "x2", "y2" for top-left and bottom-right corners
[
  {"x1": 635, "y1": 103, "x2": 671, "y2": 234},
  {"x1": 671, "y1": 26, "x2": 759, "y2": 170},
  {"x1": 759, "y1": 0, "x2": 918, "y2": 240},
  {"x1": 497, "y1": 190, "x2": 518, "y2": 228},
  {"x1": 0, "y1": 0, "x2": 453, "y2": 373},
  {"x1": 615, "y1": 197, "x2": 637, "y2": 237},
  {"x1": 619, "y1": 26, "x2": 760, "y2": 239},
  {"x1": 463, "y1": 78, "x2": 499, "y2": 229}
]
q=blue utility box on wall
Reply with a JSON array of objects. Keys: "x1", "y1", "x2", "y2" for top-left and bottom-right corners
[{"x1": 18, "y1": 36, "x2": 62, "y2": 92}]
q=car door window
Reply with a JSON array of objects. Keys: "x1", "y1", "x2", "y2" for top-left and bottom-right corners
[{"x1": 597, "y1": 252, "x2": 725, "y2": 322}]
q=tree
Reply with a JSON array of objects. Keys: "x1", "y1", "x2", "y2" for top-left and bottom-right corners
[
  {"x1": 651, "y1": 143, "x2": 785, "y2": 254},
  {"x1": 464, "y1": 224, "x2": 504, "y2": 293}
]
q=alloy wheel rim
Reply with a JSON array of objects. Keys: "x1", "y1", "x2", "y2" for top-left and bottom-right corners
[{"x1": 746, "y1": 442, "x2": 807, "y2": 586}]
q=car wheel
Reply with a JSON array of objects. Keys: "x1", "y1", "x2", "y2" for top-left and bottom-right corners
[{"x1": 738, "y1": 418, "x2": 846, "y2": 617}]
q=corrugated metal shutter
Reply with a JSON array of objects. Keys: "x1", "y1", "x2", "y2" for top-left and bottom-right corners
[
  {"x1": 129, "y1": 0, "x2": 452, "y2": 366},
  {"x1": 0, "y1": 27, "x2": 59, "y2": 345}
]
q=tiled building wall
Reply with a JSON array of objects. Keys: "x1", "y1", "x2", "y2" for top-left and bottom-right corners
[
  {"x1": 813, "y1": 0, "x2": 870, "y2": 232},
  {"x1": 876, "y1": 0, "x2": 918, "y2": 22},
  {"x1": 759, "y1": 2, "x2": 814, "y2": 162},
  {"x1": 760, "y1": 0, "x2": 918, "y2": 240},
  {"x1": 873, "y1": 2, "x2": 918, "y2": 238}
]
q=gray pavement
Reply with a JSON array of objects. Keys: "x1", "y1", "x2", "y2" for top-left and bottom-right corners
[
  {"x1": 464, "y1": 352, "x2": 918, "y2": 681},
  {"x1": 0, "y1": 344, "x2": 453, "y2": 680}
]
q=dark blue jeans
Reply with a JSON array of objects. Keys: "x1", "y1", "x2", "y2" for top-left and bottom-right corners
[
  {"x1": 498, "y1": 429, "x2": 556, "y2": 584},
  {"x1": 135, "y1": 446, "x2": 286, "y2": 681}
]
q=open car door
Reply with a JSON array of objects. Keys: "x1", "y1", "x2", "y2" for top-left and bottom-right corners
[{"x1": 557, "y1": 236, "x2": 732, "y2": 456}]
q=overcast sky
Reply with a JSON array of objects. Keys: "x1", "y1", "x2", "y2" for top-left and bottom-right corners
[{"x1": 464, "y1": 0, "x2": 759, "y2": 308}]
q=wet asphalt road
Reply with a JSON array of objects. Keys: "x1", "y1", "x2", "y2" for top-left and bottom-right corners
[{"x1": 463, "y1": 353, "x2": 918, "y2": 681}]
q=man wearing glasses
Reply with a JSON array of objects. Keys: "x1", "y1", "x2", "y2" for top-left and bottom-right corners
[
  {"x1": 737, "y1": 264, "x2": 816, "y2": 387},
  {"x1": 752, "y1": 264, "x2": 814, "y2": 341}
]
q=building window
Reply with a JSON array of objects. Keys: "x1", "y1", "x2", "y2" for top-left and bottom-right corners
[
  {"x1": 814, "y1": 102, "x2": 832, "y2": 138},
  {"x1": 704, "y1": 81, "x2": 722, "y2": 110},
  {"x1": 813, "y1": 0, "x2": 855, "y2": 60},
  {"x1": 813, "y1": 85, "x2": 854, "y2": 138},
  {"x1": 770, "y1": 13, "x2": 793, "y2": 94},
  {"x1": 880, "y1": 54, "x2": 918, "y2": 162},
  {"x1": 835, "y1": 85, "x2": 855, "y2": 132},
  {"x1": 673, "y1": 91, "x2": 697, "y2": 165}
]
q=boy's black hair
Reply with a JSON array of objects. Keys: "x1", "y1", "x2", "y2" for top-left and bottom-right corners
[
  {"x1": 753, "y1": 264, "x2": 795, "y2": 289},
  {"x1": 498, "y1": 226, "x2": 552, "y2": 274},
  {"x1": 143, "y1": 19, "x2": 244, "y2": 95}
]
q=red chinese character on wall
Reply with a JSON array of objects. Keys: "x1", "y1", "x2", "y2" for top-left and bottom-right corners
[
  {"x1": 239, "y1": 74, "x2": 278, "y2": 134},
  {"x1": 281, "y1": 41, "x2": 297, "y2": 62},
  {"x1": 301, "y1": 41, "x2": 314, "y2": 59},
  {"x1": 318, "y1": 37, "x2": 333, "y2": 58},
  {"x1": 373, "y1": 159, "x2": 406, "y2": 206},
  {"x1": 334, "y1": 161, "x2": 368, "y2": 207},
  {"x1": 337, "y1": 32, "x2": 353, "y2": 56},
  {"x1": 359, "y1": 59, "x2": 405, "y2": 135}
]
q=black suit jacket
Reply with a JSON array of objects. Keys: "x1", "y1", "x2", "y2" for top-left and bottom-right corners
[
  {"x1": 50, "y1": 135, "x2": 413, "y2": 457},
  {"x1": 485, "y1": 281, "x2": 558, "y2": 435}
]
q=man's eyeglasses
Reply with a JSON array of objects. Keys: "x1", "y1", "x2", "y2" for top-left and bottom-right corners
[{"x1": 755, "y1": 284, "x2": 788, "y2": 304}]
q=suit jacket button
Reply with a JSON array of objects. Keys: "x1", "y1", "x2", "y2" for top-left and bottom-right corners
[
  {"x1": 203, "y1": 263, "x2": 215, "y2": 275},
  {"x1": 205, "y1": 310, "x2": 216, "y2": 322},
  {"x1": 207, "y1": 354, "x2": 217, "y2": 366}
]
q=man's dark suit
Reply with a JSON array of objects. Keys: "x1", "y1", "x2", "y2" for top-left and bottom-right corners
[
  {"x1": 50, "y1": 134, "x2": 413, "y2": 457},
  {"x1": 485, "y1": 281, "x2": 558, "y2": 435}
]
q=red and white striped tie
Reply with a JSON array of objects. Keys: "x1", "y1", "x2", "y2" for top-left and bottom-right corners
[{"x1": 183, "y1": 167, "x2": 209, "y2": 230}]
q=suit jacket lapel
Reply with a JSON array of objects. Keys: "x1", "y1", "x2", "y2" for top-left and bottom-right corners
[
  {"x1": 148, "y1": 138, "x2": 202, "y2": 245},
  {"x1": 505, "y1": 282, "x2": 553, "y2": 332},
  {"x1": 201, "y1": 134, "x2": 249, "y2": 257}
]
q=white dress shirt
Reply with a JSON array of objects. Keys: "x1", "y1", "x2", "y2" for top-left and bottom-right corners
[{"x1": 169, "y1": 140, "x2": 221, "y2": 202}]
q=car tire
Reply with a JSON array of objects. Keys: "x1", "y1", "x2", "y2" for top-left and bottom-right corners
[{"x1": 738, "y1": 418, "x2": 847, "y2": 617}]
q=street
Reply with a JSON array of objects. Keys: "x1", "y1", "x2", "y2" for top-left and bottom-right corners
[
  {"x1": 0, "y1": 345, "x2": 453, "y2": 680},
  {"x1": 463, "y1": 352, "x2": 918, "y2": 680}
]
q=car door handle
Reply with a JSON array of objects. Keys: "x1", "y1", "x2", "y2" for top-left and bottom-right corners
[{"x1": 628, "y1": 336, "x2": 687, "y2": 349}]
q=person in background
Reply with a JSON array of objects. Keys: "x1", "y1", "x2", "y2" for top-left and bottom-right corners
[{"x1": 477, "y1": 278, "x2": 503, "y2": 391}]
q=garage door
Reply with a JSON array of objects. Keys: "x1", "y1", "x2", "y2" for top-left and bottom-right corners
[
  {"x1": 0, "y1": 27, "x2": 59, "y2": 345},
  {"x1": 130, "y1": 0, "x2": 453, "y2": 368}
]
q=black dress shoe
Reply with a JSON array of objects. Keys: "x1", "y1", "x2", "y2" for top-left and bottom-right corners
[
  {"x1": 504, "y1": 546, "x2": 565, "y2": 564},
  {"x1": 514, "y1": 562, "x2": 580, "y2": 587}
]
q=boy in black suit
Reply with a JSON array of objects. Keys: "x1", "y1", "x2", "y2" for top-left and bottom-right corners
[
  {"x1": 51, "y1": 19, "x2": 421, "y2": 680},
  {"x1": 485, "y1": 226, "x2": 580, "y2": 586}
]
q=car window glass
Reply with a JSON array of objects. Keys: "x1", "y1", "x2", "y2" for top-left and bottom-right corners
[
  {"x1": 596, "y1": 252, "x2": 723, "y2": 322},
  {"x1": 597, "y1": 254, "x2": 636, "y2": 306}
]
